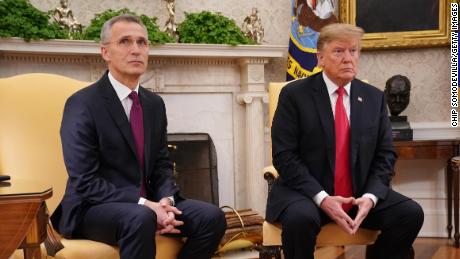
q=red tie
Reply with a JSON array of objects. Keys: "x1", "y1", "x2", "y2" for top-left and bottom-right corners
[
  {"x1": 312, "y1": 0, "x2": 316, "y2": 10},
  {"x1": 128, "y1": 91, "x2": 146, "y2": 197},
  {"x1": 334, "y1": 87, "x2": 353, "y2": 212}
]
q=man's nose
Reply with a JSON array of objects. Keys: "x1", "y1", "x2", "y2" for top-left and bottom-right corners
[
  {"x1": 342, "y1": 50, "x2": 353, "y2": 61},
  {"x1": 130, "y1": 43, "x2": 142, "y2": 54},
  {"x1": 133, "y1": 42, "x2": 141, "y2": 49}
]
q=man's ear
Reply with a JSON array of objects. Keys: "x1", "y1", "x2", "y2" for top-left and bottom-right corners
[
  {"x1": 101, "y1": 45, "x2": 110, "y2": 62},
  {"x1": 316, "y1": 52, "x2": 323, "y2": 67}
]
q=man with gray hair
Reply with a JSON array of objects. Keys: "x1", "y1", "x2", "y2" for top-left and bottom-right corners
[
  {"x1": 266, "y1": 23, "x2": 423, "y2": 259},
  {"x1": 51, "y1": 14, "x2": 226, "y2": 259}
]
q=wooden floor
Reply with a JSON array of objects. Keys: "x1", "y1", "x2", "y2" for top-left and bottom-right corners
[
  {"x1": 215, "y1": 238, "x2": 460, "y2": 258},
  {"x1": 314, "y1": 238, "x2": 460, "y2": 259}
]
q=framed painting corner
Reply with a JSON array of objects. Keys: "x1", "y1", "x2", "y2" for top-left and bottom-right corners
[{"x1": 339, "y1": 0, "x2": 450, "y2": 50}]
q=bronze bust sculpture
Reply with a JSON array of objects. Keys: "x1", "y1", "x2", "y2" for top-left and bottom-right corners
[
  {"x1": 384, "y1": 74, "x2": 411, "y2": 117},
  {"x1": 384, "y1": 75, "x2": 412, "y2": 141}
]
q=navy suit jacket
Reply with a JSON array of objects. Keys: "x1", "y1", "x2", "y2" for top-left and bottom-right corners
[
  {"x1": 266, "y1": 72, "x2": 408, "y2": 222},
  {"x1": 51, "y1": 72, "x2": 179, "y2": 238}
]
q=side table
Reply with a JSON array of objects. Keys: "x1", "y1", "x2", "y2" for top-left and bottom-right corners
[
  {"x1": 394, "y1": 140, "x2": 460, "y2": 247},
  {"x1": 0, "y1": 179, "x2": 52, "y2": 259}
]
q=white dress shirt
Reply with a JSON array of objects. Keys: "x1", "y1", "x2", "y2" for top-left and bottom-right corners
[
  {"x1": 109, "y1": 72, "x2": 139, "y2": 121},
  {"x1": 312, "y1": 72, "x2": 378, "y2": 208}
]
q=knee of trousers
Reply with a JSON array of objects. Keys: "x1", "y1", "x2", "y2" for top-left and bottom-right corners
[
  {"x1": 122, "y1": 206, "x2": 157, "y2": 235},
  {"x1": 188, "y1": 205, "x2": 227, "y2": 240},
  {"x1": 390, "y1": 199, "x2": 424, "y2": 236},
  {"x1": 281, "y1": 212, "x2": 321, "y2": 238},
  {"x1": 204, "y1": 206, "x2": 227, "y2": 236},
  {"x1": 406, "y1": 200, "x2": 424, "y2": 232}
]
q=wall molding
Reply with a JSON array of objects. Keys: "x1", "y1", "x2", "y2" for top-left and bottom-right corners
[
  {"x1": 396, "y1": 191, "x2": 447, "y2": 199},
  {"x1": 411, "y1": 121, "x2": 459, "y2": 140},
  {"x1": 0, "y1": 38, "x2": 286, "y2": 59}
]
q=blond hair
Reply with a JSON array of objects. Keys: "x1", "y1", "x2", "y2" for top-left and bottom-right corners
[{"x1": 317, "y1": 23, "x2": 364, "y2": 51}]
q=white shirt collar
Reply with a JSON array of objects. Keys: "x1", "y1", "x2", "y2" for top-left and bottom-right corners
[
  {"x1": 108, "y1": 71, "x2": 139, "y2": 101},
  {"x1": 323, "y1": 72, "x2": 351, "y2": 97}
]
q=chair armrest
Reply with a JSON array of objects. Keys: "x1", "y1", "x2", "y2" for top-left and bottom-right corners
[
  {"x1": 263, "y1": 166, "x2": 279, "y2": 193},
  {"x1": 263, "y1": 165, "x2": 279, "y2": 180}
]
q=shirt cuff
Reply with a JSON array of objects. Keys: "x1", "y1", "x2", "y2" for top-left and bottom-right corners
[
  {"x1": 313, "y1": 190, "x2": 329, "y2": 206},
  {"x1": 166, "y1": 196, "x2": 175, "y2": 206},
  {"x1": 138, "y1": 197, "x2": 146, "y2": 205},
  {"x1": 362, "y1": 193, "x2": 378, "y2": 207}
]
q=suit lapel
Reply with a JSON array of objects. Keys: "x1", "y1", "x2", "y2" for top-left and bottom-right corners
[
  {"x1": 350, "y1": 80, "x2": 363, "y2": 173},
  {"x1": 98, "y1": 72, "x2": 137, "y2": 158},
  {"x1": 139, "y1": 87, "x2": 153, "y2": 175},
  {"x1": 312, "y1": 73, "x2": 335, "y2": 174}
]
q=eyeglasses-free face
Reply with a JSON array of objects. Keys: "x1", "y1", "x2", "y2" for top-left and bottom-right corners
[{"x1": 316, "y1": 38, "x2": 360, "y2": 87}]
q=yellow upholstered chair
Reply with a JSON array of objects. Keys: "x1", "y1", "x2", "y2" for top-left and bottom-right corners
[
  {"x1": 0, "y1": 73, "x2": 183, "y2": 259},
  {"x1": 259, "y1": 82, "x2": 380, "y2": 259}
]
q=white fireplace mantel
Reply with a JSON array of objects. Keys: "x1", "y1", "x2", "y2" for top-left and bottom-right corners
[
  {"x1": 0, "y1": 38, "x2": 287, "y2": 213},
  {"x1": 0, "y1": 38, "x2": 284, "y2": 58}
]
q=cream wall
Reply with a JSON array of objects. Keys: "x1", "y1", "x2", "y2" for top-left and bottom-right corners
[{"x1": 360, "y1": 48, "x2": 450, "y2": 122}]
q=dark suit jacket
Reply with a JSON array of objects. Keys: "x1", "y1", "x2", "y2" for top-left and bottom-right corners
[
  {"x1": 51, "y1": 71, "x2": 179, "y2": 238},
  {"x1": 266, "y1": 72, "x2": 408, "y2": 222}
]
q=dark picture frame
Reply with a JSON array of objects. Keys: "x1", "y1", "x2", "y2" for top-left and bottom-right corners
[{"x1": 339, "y1": 0, "x2": 450, "y2": 49}]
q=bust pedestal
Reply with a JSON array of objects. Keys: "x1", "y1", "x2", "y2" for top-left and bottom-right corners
[{"x1": 390, "y1": 116, "x2": 413, "y2": 141}]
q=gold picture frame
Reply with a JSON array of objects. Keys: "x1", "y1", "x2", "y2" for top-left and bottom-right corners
[{"x1": 339, "y1": 0, "x2": 450, "y2": 50}]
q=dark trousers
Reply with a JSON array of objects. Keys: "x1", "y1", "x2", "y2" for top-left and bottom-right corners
[
  {"x1": 75, "y1": 199, "x2": 226, "y2": 259},
  {"x1": 279, "y1": 192, "x2": 424, "y2": 259}
]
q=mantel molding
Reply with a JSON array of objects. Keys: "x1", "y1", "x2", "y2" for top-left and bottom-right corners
[
  {"x1": 0, "y1": 38, "x2": 286, "y2": 59},
  {"x1": 236, "y1": 92, "x2": 269, "y2": 105}
]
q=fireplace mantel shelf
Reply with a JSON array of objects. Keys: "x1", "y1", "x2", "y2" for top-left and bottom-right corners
[{"x1": 0, "y1": 38, "x2": 286, "y2": 59}]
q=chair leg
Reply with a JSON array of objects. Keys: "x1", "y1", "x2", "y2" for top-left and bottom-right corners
[{"x1": 259, "y1": 245, "x2": 282, "y2": 259}]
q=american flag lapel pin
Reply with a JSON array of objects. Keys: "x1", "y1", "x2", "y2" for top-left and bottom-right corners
[{"x1": 358, "y1": 96, "x2": 363, "y2": 102}]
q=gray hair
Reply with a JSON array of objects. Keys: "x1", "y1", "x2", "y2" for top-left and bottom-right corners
[
  {"x1": 100, "y1": 14, "x2": 148, "y2": 44},
  {"x1": 317, "y1": 23, "x2": 364, "y2": 51}
]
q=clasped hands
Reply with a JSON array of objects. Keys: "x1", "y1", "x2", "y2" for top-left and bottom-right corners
[
  {"x1": 144, "y1": 198, "x2": 184, "y2": 234},
  {"x1": 320, "y1": 196, "x2": 374, "y2": 235}
]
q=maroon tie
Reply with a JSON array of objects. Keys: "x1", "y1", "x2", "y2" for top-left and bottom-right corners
[
  {"x1": 128, "y1": 91, "x2": 146, "y2": 197},
  {"x1": 334, "y1": 87, "x2": 353, "y2": 212}
]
